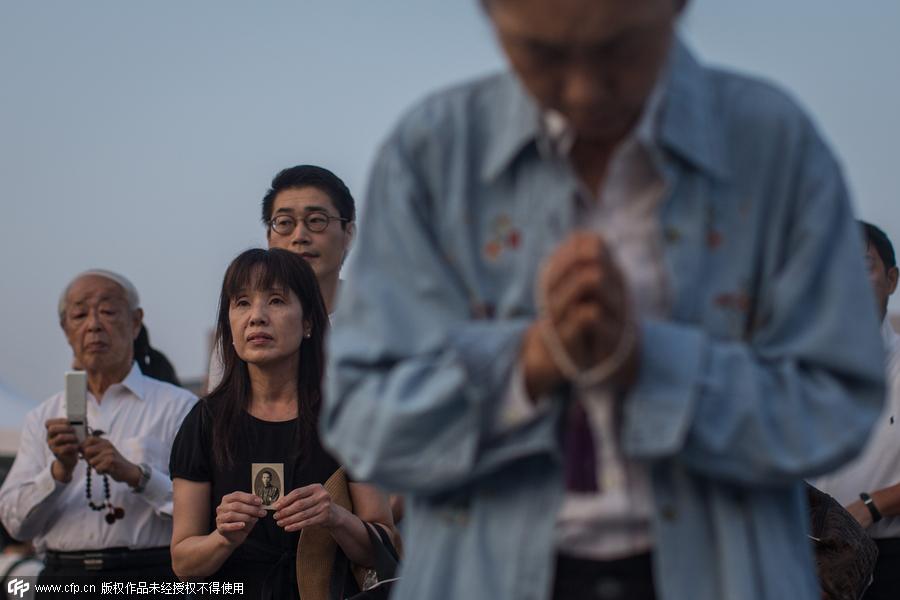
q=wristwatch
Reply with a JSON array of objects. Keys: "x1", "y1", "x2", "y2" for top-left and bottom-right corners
[
  {"x1": 132, "y1": 462, "x2": 152, "y2": 494},
  {"x1": 859, "y1": 492, "x2": 883, "y2": 523}
]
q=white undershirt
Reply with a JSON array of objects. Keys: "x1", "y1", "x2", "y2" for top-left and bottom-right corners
[
  {"x1": 498, "y1": 86, "x2": 669, "y2": 560},
  {"x1": 555, "y1": 125, "x2": 668, "y2": 561},
  {"x1": 812, "y1": 319, "x2": 900, "y2": 539}
]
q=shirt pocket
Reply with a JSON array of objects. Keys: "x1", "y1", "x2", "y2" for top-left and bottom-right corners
[{"x1": 119, "y1": 436, "x2": 166, "y2": 471}]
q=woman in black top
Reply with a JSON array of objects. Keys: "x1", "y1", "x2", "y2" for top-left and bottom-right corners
[{"x1": 169, "y1": 248, "x2": 394, "y2": 598}]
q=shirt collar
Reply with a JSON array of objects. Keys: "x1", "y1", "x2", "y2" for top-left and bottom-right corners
[
  {"x1": 480, "y1": 73, "x2": 542, "y2": 182},
  {"x1": 657, "y1": 38, "x2": 730, "y2": 180},
  {"x1": 481, "y1": 37, "x2": 730, "y2": 182},
  {"x1": 114, "y1": 362, "x2": 147, "y2": 401}
]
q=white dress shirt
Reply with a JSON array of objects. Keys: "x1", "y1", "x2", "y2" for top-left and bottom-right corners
[
  {"x1": 813, "y1": 319, "x2": 900, "y2": 539},
  {"x1": 499, "y1": 81, "x2": 669, "y2": 560},
  {"x1": 0, "y1": 363, "x2": 196, "y2": 553},
  {"x1": 207, "y1": 341, "x2": 225, "y2": 393}
]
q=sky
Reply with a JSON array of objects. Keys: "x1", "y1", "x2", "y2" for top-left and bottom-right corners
[{"x1": 2, "y1": 1, "x2": 899, "y2": 408}]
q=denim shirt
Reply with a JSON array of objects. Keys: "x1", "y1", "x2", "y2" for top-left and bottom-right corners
[{"x1": 323, "y1": 40, "x2": 886, "y2": 600}]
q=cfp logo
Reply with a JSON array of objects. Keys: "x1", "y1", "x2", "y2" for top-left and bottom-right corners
[{"x1": 7, "y1": 578, "x2": 30, "y2": 598}]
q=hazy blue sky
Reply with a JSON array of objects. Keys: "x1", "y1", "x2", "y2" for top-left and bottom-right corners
[{"x1": 2, "y1": 1, "x2": 899, "y2": 406}]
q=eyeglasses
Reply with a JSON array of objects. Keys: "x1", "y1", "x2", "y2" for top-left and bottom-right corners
[{"x1": 269, "y1": 211, "x2": 350, "y2": 235}]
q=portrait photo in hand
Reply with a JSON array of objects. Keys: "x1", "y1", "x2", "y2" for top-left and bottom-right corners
[{"x1": 252, "y1": 463, "x2": 284, "y2": 509}]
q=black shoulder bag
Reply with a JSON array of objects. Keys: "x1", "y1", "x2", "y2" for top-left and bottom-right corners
[{"x1": 330, "y1": 522, "x2": 400, "y2": 600}]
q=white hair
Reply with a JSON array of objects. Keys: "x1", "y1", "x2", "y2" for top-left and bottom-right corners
[{"x1": 58, "y1": 269, "x2": 141, "y2": 322}]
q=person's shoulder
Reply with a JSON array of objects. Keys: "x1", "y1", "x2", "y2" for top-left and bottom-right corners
[
  {"x1": 183, "y1": 396, "x2": 214, "y2": 425},
  {"x1": 23, "y1": 390, "x2": 65, "y2": 425},
  {"x1": 171, "y1": 397, "x2": 211, "y2": 446},
  {"x1": 386, "y1": 71, "x2": 516, "y2": 152},
  {"x1": 400, "y1": 71, "x2": 512, "y2": 124},
  {"x1": 677, "y1": 52, "x2": 839, "y2": 181},
  {"x1": 196, "y1": 394, "x2": 228, "y2": 419},
  {"x1": 371, "y1": 71, "x2": 523, "y2": 203},
  {"x1": 704, "y1": 64, "x2": 818, "y2": 145}
]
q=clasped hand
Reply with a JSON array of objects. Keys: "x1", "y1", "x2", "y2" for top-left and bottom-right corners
[{"x1": 523, "y1": 232, "x2": 639, "y2": 397}]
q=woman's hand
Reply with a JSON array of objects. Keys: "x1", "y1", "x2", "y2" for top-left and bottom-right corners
[
  {"x1": 215, "y1": 491, "x2": 267, "y2": 546},
  {"x1": 272, "y1": 484, "x2": 340, "y2": 532}
]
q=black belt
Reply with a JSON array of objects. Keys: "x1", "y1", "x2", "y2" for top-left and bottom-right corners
[
  {"x1": 553, "y1": 552, "x2": 656, "y2": 600},
  {"x1": 45, "y1": 547, "x2": 170, "y2": 572}
]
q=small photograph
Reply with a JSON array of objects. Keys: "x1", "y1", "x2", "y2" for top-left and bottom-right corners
[{"x1": 251, "y1": 463, "x2": 284, "y2": 509}]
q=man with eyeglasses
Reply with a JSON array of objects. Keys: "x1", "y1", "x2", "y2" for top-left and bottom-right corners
[
  {"x1": 206, "y1": 165, "x2": 355, "y2": 393},
  {"x1": 262, "y1": 165, "x2": 356, "y2": 314},
  {"x1": 256, "y1": 165, "x2": 411, "y2": 525}
]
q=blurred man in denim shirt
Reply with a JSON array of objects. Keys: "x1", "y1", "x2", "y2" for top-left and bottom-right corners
[{"x1": 323, "y1": 1, "x2": 886, "y2": 598}]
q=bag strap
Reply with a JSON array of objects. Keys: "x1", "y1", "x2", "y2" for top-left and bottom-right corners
[
  {"x1": 328, "y1": 521, "x2": 400, "y2": 599},
  {"x1": 364, "y1": 522, "x2": 399, "y2": 581}
]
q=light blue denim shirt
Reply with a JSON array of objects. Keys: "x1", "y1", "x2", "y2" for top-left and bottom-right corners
[{"x1": 323, "y1": 40, "x2": 886, "y2": 600}]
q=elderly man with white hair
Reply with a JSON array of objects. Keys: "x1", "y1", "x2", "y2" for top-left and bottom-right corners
[{"x1": 0, "y1": 270, "x2": 195, "y2": 589}]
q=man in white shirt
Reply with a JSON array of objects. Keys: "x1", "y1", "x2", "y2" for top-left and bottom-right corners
[
  {"x1": 814, "y1": 222, "x2": 900, "y2": 600},
  {"x1": 0, "y1": 270, "x2": 196, "y2": 591}
]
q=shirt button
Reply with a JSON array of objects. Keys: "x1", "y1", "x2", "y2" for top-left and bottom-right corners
[{"x1": 661, "y1": 505, "x2": 677, "y2": 521}]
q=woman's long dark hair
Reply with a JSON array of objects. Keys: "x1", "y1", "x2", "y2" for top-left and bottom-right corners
[
  {"x1": 207, "y1": 248, "x2": 328, "y2": 467},
  {"x1": 134, "y1": 325, "x2": 181, "y2": 386}
]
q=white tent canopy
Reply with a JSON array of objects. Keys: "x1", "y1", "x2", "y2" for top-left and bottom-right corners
[{"x1": 0, "y1": 380, "x2": 37, "y2": 455}]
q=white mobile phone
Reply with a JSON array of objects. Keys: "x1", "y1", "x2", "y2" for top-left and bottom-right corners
[{"x1": 65, "y1": 371, "x2": 88, "y2": 443}]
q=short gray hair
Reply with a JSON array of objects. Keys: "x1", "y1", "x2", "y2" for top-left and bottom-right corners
[{"x1": 58, "y1": 269, "x2": 141, "y2": 323}]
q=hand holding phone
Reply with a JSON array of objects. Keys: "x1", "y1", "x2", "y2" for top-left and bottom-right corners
[{"x1": 45, "y1": 418, "x2": 79, "y2": 483}]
